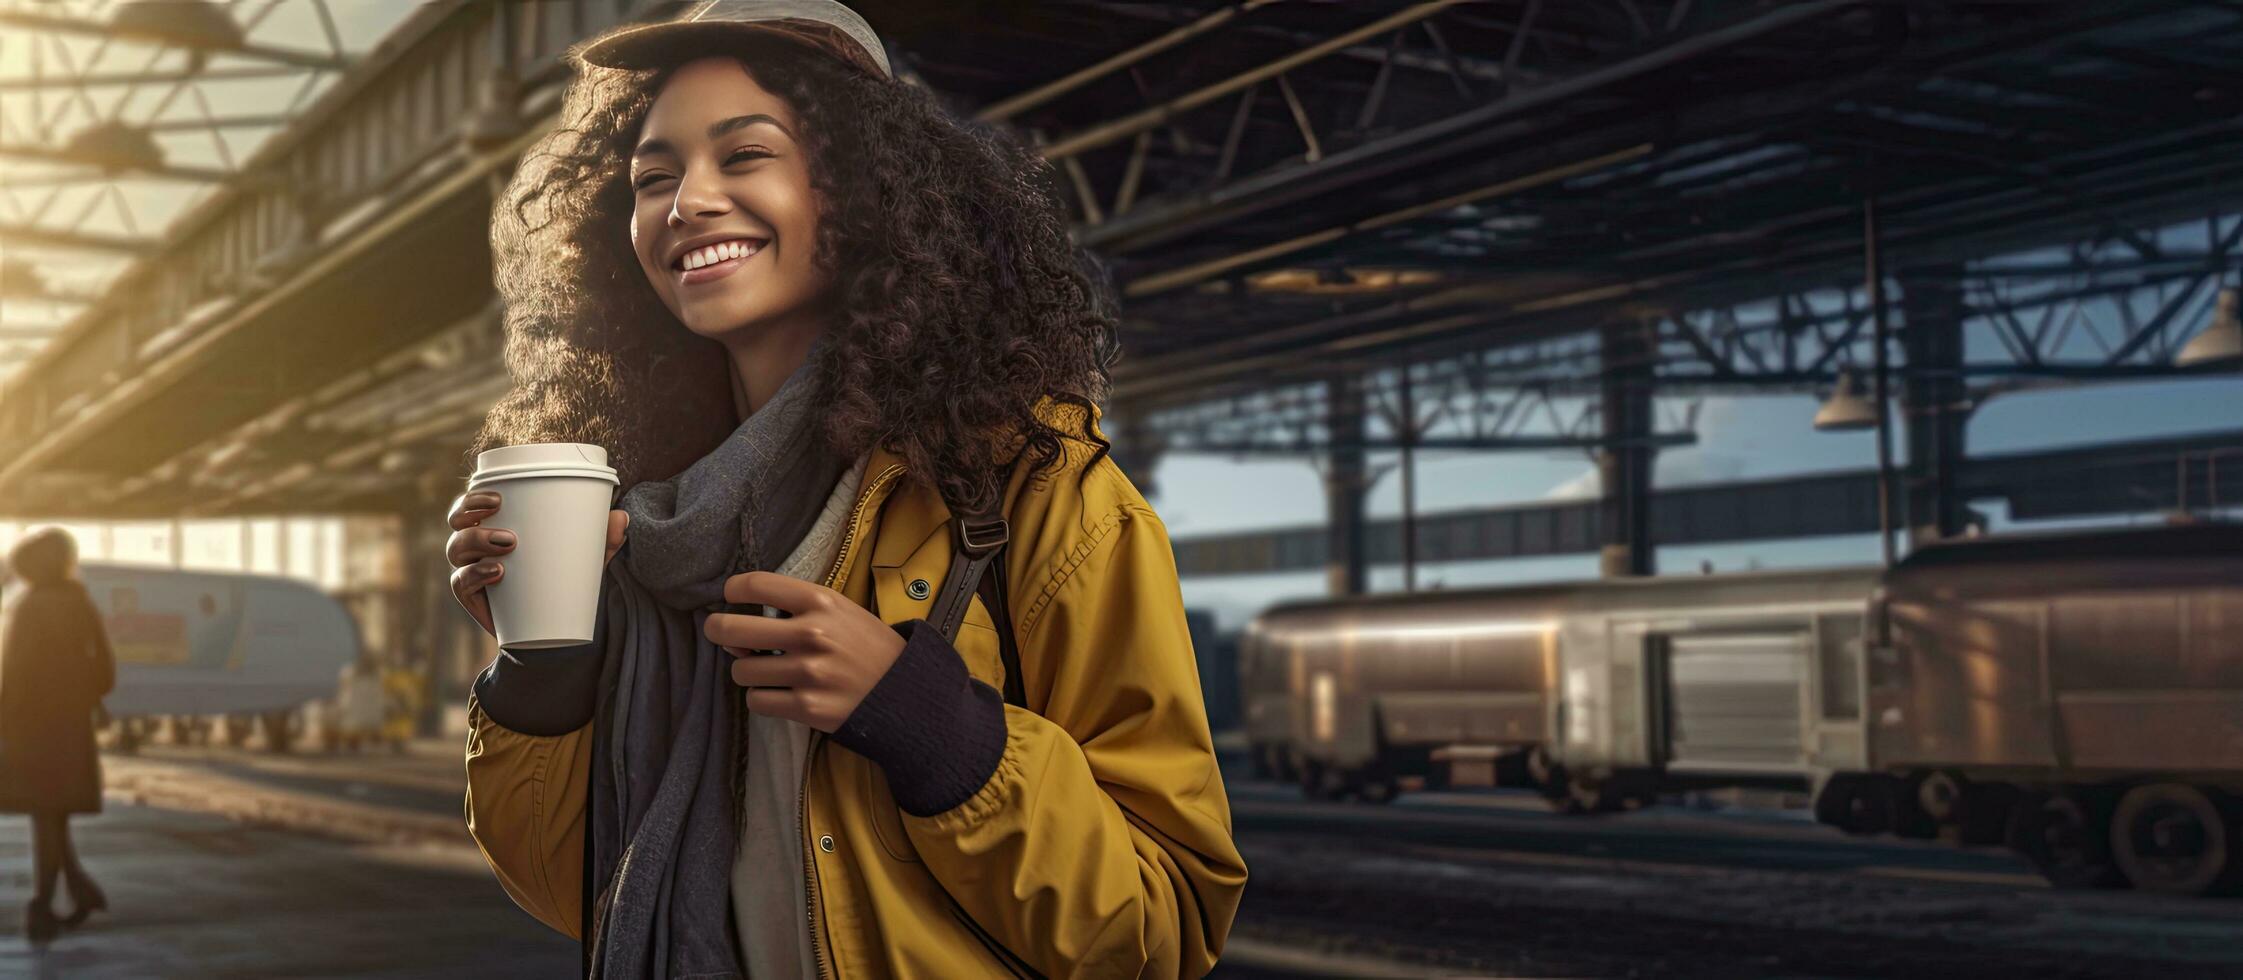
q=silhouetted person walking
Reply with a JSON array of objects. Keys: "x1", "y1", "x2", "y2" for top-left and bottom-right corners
[{"x1": 0, "y1": 528, "x2": 115, "y2": 942}]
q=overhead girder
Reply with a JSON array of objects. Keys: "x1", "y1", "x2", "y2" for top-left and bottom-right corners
[
  {"x1": 3, "y1": 0, "x2": 2240, "y2": 521},
  {"x1": 0, "y1": 7, "x2": 348, "y2": 70},
  {"x1": 1120, "y1": 206, "x2": 2241, "y2": 456},
  {"x1": 1110, "y1": 127, "x2": 2243, "y2": 407}
]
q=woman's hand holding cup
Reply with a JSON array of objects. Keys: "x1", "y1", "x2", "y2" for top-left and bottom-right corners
[{"x1": 447, "y1": 490, "x2": 629, "y2": 639}]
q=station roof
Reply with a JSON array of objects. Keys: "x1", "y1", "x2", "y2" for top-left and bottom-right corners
[
  {"x1": 858, "y1": 0, "x2": 2243, "y2": 411},
  {"x1": 1, "y1": 1, "x2": 2238, "y2": 519}
]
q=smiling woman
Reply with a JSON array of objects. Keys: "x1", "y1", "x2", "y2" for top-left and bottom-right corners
[
  {"x1": 453, "y1": 3, "x2": 1244, "y2": 979},
  {"x1": 464, "y1": 24, "x2": 1120, "y2": 507},
  {"x1": 627, "y1": 63, "x2": 829, "y2": 417}
]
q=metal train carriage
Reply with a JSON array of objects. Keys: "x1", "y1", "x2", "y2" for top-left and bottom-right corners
[
  {"x1": 1822, "y1": 523, "x2": 2243, "y2": 896},
  {"x1": 1241, "y1": 582, "x2": 1580, "y2": 802},
  {"x1": 3, "y1": 563, "x2": 364, "y2": 752},
  {"x1": 1242, "y1": 566, "x2": 1882, "y2": 810},
  {"x1": 1241, "y1": 523, "x2": 2243, "y2": 894}
]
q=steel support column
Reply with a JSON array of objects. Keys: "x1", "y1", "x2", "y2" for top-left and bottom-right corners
[
  {"x1": 1324, "y1": 374, "x2": 1370, "y2": 596},
  {"x1": 1107, "y1": 410, "x2": 1167, "y2": 501},
  {"x1": 1900, "y1": 265, "x2": 1972, "y2": 544},
  {"x1": 1598, "y1": 320, "x2": 1657, "y2": 577},
  {"x1": 402, "y1": 474, "x2": 458, "y2": 738}
]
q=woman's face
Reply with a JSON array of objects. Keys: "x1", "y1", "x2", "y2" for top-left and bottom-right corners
[{"x1": 628, "y1": 57, "x2": 829, "y2": 341}]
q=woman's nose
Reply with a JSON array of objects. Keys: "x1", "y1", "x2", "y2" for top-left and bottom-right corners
[{"x1": 668, "y1": 169, "x2": 732, "y2": 225}]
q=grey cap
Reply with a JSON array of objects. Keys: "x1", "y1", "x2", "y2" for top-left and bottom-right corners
[{"x1": 578, "y1": 0, "x2": 890, "y2": 79}]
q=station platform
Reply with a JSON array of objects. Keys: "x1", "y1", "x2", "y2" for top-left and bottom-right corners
[{"x1": 0, "y1": 800, "x2": 577, "y2": 978}]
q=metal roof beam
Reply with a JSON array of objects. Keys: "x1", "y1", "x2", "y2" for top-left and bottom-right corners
[
  {"x1": 1039, "y1": 2, "x2": 1468, "y2": 162},
  {"x1": 1084, "y1": 2, "x2": 1511, "y2": 82},
  {"x1": 1081, "y1": 0, "x2": 1856, "y2": 256},
  {"x1": 0, "y1": 9, "x2": 350, "y2": 70},
  {"x1": 0, "y1": 143, "x2": 237, "y2": 181},
  {"x1": 0, "y1": 65, "x2": 307, "y2": 91},
  {"x1": 0, "y1": 223, "x2": 159, "y2": 255}
]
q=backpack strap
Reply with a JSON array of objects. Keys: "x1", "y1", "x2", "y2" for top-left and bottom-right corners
[{"x1": 927, "y1": 491, "x2": 1027, "y2": 709}]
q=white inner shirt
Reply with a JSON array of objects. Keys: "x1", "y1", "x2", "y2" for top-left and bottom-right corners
[{"x1": 731, "y1": 453, "x2": 868, "y2": 980}]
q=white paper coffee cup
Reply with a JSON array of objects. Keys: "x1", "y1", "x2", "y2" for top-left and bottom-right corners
[{"x1": 467, "y1": 443, "x2": 619, "y2": 651}]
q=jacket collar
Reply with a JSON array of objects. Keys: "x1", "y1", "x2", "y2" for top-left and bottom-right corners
[
  {"x1": 861, "y1": 394, "x2": 1104, "y2": 487},
  {"x1": 859, "y1": 395, "x2": 1105, "y2": 567}
]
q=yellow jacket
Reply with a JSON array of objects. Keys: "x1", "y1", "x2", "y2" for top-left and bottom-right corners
[{"x1": 462, "y1": 398, "x2": 1248, "y2": 978}]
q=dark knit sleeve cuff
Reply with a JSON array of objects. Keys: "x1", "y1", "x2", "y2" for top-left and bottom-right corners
[
  {"x1": 470, "y1": 570, "x2": 613, "y2": 737},
  {"x1": 830, "y1": 619, "x2": 1009, "y2": 817}
]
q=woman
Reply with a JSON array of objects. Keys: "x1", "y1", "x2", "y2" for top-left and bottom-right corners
[
  {"x1": 0, "y1": 527, "x2": 115, "y2": 942},
  {"x1": 452, "y1": 3, "x2": 1246, "y2": 978}
]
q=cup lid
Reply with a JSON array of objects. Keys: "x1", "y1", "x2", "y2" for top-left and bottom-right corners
[
  {"x1": 466, "y1": 464, "x2": 620, "y2": 488},
  {"x1": 476, "y1": 442, "x2": 610, "y2": 471},
  {"x1": 470, "y1": 443, "x2": 618, "y2": 485}
]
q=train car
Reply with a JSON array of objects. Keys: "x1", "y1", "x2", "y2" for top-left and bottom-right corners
[
  {"x1": 1243, "y1": 582, "x2": 1578, "y2": 802},
  {"x1": 1246, "y1": 521, "x2": 2242, "y2": 893},
  {"x1": 1245, "y1": 565, "x2": 1884, "y2": 809},
  {"x1": 1247, "y1": 560, "x2": 1875, "y2": 807},
  {"x1": 1237, "y1": 618, "x2": 1294, "y2": 781},
  {"x1": 1816, "y1": 523, "x2": 2243, "y2": 896},
  {"x1": 1546, "y1": 565, "x2": 1885, "y2": 811},
  {"x1": 33, "y1": 563, "x2": 364, "y2": 751}
]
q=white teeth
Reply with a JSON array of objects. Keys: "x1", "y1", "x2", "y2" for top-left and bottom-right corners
[{"x1": 679, "y1": 239, "x2": 761, "y2": 272}]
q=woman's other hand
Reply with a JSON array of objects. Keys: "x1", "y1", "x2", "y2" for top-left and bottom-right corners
[
  {"x1": 447, "y1": 491, "x2": 629, "y2": 637},
  {"x1": 705, "y1": 571, "x2": 907, "y2": 732}
]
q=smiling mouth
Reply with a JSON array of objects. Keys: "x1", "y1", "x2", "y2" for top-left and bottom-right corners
[{"x1": 674, "y1": 238, "x2": 767, "y2": 286}]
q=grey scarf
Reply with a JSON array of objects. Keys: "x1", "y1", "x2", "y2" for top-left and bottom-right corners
[{"x1": 585, "y1": 333, "x2": 849, "y2": 979}]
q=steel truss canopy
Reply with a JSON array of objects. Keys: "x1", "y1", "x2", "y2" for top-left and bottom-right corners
[
  {"x1": 0, "y1": 0, "x2": 366, "y2": 361},
  {"x1": 893, "y1": 0, "x2": 2243, "y2": 417},
  {"x1": 0, "y1": 0, "x2": 2240, "y2": 521}
]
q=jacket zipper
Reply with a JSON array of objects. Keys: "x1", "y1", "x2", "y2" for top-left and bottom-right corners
[{"x1": 802, "y1": 461, "x2": 905, "y2": 980}]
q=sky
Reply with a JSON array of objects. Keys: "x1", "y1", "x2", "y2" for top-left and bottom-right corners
[
  {"x1": 3, "y1": 5, "x2": 2239, "y2": 631},
  {"x1": 1154, "y1": 376, "x2": 2243, "y2": 631}
]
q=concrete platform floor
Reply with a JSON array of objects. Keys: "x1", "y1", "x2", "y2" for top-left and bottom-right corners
[{"x1": 0, "y1": 742, "x2": 577, "y2": 979}]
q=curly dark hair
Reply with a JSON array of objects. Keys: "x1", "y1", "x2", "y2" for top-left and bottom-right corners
[{"x1": 464, "y1": 30, "x2": 1120, "y2": 513}]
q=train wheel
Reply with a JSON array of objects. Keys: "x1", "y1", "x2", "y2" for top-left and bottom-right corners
[
  {"x1": 1564, "y1": 776, "x2": 1628, "y2": 816},
  {"x1": 1353, "y1": 764, "x2": 1402, "y2": 805},
  {"x1": 1423, "y1": 761, "x2": 1453, "y2": 792},
  {"x1": 1897, "y1": 771, "x2": 1957, "y2": 840},
  {"x1": 2007, "y1": 791, "x2": 2127, "y2": 890},
  {"x1": 1956, "y1": 782, "x2": 2020, "y2": 847},
  {"x1": 1815, "y1": 775, "x2": 1888, "y2": 835},
  {"x1": 1247, "y1": 745, "x2": 1274, "y2": 781},
  {"x1": 260, "y1": 710, "x2": 300, "y2": 754},
  {"x1": 112, "y1": 717, "x2": 143, "y2": 755},
  {"x1": 1272, "y1": 748, "x2": 1301, "y2": 784},
  {"x1": 1534, "y1": 762, "x2": 1579, "y2": 812},
  {"x1": 1297, "y1": 759, "x2": 1330, "y2": 802},
  {"x1": 1888, "y1": 773, "x2": 1940, "y2": 840},
  {"x1": 1525, "y1": 746, "x2": 1561, "y2": 790},
  {"x1": 222, "y1": 714, "x2": 256, "y2": 748},
  {"x1": 2108, "y1": 784, "x2": 2239, "y2": 897}
]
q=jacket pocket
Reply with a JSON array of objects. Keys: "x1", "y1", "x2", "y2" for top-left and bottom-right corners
[
  {"x1": 861, "y1": 754, "x2": 923, "y2": 864},
  {"x1": 950, "y1": 897, "x2": 1044, "y2": 980}
]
